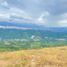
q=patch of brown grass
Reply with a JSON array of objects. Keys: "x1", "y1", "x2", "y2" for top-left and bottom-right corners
[{"x1": 0, "y1": 46, "x2": 67, "y2": 67}]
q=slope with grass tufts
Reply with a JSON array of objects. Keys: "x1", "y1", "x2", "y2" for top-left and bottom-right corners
[{"x1": 0, "y1": 46, "x2": 67, "y2": 67}]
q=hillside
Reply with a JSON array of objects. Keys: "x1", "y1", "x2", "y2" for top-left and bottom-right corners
[{"x1": 0, "y1": 46, "x2": 67, "y2": 67}]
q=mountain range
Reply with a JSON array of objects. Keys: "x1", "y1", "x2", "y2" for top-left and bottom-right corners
[{"x1": 0, "y1": 22, "x2": 67, "y2": 32}]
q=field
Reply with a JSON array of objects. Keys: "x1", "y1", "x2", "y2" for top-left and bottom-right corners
[{"x1": 0, "y1": 46, "x2": 67, "y2": 67}]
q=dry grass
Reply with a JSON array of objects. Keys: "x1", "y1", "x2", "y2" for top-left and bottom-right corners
[{"x1": 0, "y1": 46, "x2": 67, "y2": 67}]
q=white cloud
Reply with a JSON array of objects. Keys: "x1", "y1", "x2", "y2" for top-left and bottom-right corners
[
  {"x1": 0, "y1": 13, "x2": 10, "y2": 21},
  {"x1": 9, "y1": 7, "x2": 32, "y2": 20},
  {"x1": 58, "y1": 20, "x2": 67, "y2": 27},
  {"x1": 57, "y1": 13, "x2": 67, "y2": 27},
  {"x1": 0, "y1": 1, "x2": 50, "y2": 26},
  {"x1": 61, "y1": 13, "x2": 67, "y2": 18},
  {"x1": 37, "y1": 15, "x2": 47, "y2": 24},
  {"x1": 0, "y1": 0, "x2": 32, "y2": 23},
  {"x1": 0, "y1": 26, "x2": 32, "y2": 30},
  {"x1": 0, "y1": 6, "x2": 32, "y2": 22},
  {"x1": 36, "y1": 11, "x2": 50, "y2": 25},
  {"x1": 1, "y1": 1, "x2": 8, "y2": 7}
]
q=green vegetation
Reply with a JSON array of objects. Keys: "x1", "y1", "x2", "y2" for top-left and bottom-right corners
[
  {"x1": 0, "y1": 29, "x2": 66, "y2": 51},
  {"x1": 0, "y1": 39, "x2": 66, "y2": 51}
]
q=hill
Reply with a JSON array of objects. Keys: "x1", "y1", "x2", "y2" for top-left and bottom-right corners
[{"x1": 0, "y1": 46, "x2": 67, "y2": 67}]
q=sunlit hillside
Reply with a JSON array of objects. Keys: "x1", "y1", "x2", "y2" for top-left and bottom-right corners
[{"x1": 0, "y1": 46, "x2": 67, "y2": 67}]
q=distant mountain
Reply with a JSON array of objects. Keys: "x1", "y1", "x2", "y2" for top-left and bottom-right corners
[
  {"x1": 0, "y1": 22, "x2": 67, "y2": 32},
  {"x1": 0, "y1": 22, "x2": 44, "y2": 29}
]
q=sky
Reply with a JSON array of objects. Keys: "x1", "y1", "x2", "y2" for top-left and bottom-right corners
[{"x1": 0, "y1": 0, "x2": 67, "y2": 27}]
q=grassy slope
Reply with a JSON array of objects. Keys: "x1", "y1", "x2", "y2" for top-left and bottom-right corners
[{"x1": 0, "y1": 46, "x2": 67, "y2": 67}]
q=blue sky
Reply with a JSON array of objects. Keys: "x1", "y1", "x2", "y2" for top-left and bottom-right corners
[{"x1": 0, "y1": 0, "x2": 67, "y2": 27}]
